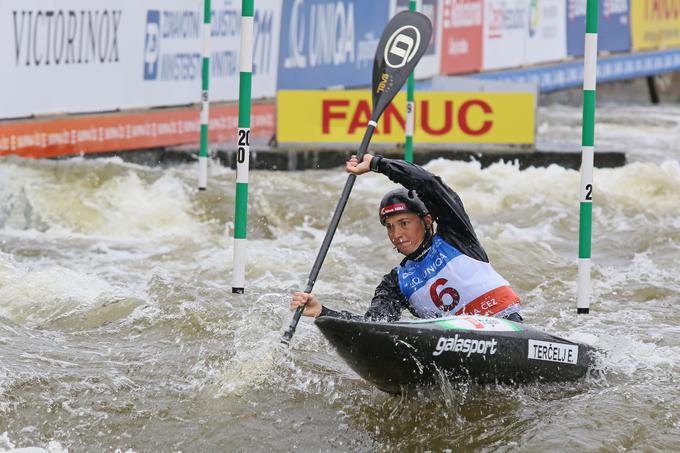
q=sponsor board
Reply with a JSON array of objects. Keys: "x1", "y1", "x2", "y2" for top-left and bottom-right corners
[
  {"x1": 277, "y1": 0, "x2": 390, "y2": 89},
  {"x1": 1, "y1": 0, "x2": 281, "y2": 119},
  {"x1": 475, "y1": 48, "x2": 680, "y2": 92},
  {"x1": 527, "y1": 340, "x2": 578, "y2": 365},
  {"x1": 392, "y1": 0, "x2": 441, "y2": 78},
  {"x1": 524, "y1": 0, "x2": 566, "y2": 65},
  {"x1": 440, "y1": 0, "x2": 483, "y2": 75},
  {"x1": 2, "y1": 0, "x2": 129, "y2": 118},
  {"x1": 631, "y1": 0, "x2": 680, "y2": 51},
  {"x1": 277, "y1": 90, "x2": 535, "y2": 144},
  {"x1": 483, "y1": 0, "x2": 527, "y2": 70},
  {"x1": 566, "y1": 0, "x2": 631, "y2": 56},
  {"x1": 0, "y1": 103, "x2": 276, "y2": 158},
  {"x1": 141, "y1": 0, "x2": 281, "y2": 98},
  {"x1": 433, "y1": 334, "x2": 498, "y2": 357}
]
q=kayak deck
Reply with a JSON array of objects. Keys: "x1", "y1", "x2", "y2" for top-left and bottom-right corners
[{"x1": 315, "y1": 315, "x2": 598, "y2": 393}]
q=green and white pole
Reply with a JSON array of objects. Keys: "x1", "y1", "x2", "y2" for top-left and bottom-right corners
[
  {"x1": 404, "y1": 0, "x2": 417, "y2": 163},
  {"x1": 232, "y1": 0, "x2": 254, "y2": 294},
  {"x1": 198, "y1": 0, "x2": 212, "y2": 190},
  {"x1": 577, "y1": 0, "x2": 598, "y2": 314}
]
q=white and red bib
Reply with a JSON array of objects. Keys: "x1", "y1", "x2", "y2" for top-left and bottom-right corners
[{"x1": 397, "y1": 234, "x2": 520, "y2": 318}]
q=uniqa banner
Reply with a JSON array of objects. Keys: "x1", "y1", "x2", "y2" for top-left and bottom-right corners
[
  {"x1": 440, "y1": 0, "x2": 483, "y2": 75},
  {"x1": 392, "y1": 0, "x2": 442, "y2": 79},
  {"x1": 277, "y1": 90, "x2": 535, "y2": 144},
  {"x1": 567, "y1": 0, "x2": 631, "y2": 56},
  {"x1": 276, "y1": 0, "x2": 390, "y2": 89},
  {"x1": 0, "y1": 0, "x2": 282, "y2": 119},
  {"x1": 630, "y1": 0, "x2": 680, "y2": 51}
]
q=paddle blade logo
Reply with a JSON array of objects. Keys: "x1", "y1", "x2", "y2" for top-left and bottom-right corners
[
  {"x1": 371, "y1": 10, "x2": 432, "y2": 118},
  {"x1": 384, "y1": 26, "x2": 421, "y2": 69}
]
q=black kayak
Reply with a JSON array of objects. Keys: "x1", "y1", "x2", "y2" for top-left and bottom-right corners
[{"x1": 315, "y1": 315, "x2": 598, "y2": 393}]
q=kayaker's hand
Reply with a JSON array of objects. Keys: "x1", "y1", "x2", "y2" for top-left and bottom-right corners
[
  {"x1": 346, "y1": 154, "x2": 372, "y2": 175},
  {"x1": 291, "y1": 291, "x2": 322, "y2": 318}
]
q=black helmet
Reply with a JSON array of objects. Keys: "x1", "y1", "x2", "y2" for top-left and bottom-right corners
[{"x1": 379, "y1": 188, "x2": 428, "y2": 225}]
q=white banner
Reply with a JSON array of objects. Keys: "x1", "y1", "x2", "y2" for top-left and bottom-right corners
[
  {"x1": 525, "y1": 0, "x2": 566, "y2": 65},
  {"x1": 391, "y1": 0, "x2": 442, "y2": 79},
  {"x1": 482, "y1": 0, "x2": 527, "y2": 71},
  {"x1": 0, "y1": 0, "x2": 281, "y2": 119}
]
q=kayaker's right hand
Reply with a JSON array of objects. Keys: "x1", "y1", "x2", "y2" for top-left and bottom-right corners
[
  {"x1": 346, "y1": 154, "x2": 372, "y2": 175},
  {"x1": 291, "y1": 291, "x2": 322, "y2": 318}
]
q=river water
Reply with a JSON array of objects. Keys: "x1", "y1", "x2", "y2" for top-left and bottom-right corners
[{"x1": 1, "y1": 102, "x2": 679, "y2": 452}]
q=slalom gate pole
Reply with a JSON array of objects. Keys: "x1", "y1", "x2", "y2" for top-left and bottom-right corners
[
  {"x1": 577, "y1": 0, "x2": 598, "y2": 314},
  {"x1": 232, "y1": 0, "x2": 254, "y2": 294},
  {"x1": 404, "y1": 0, "x2": 417, "y2": 163},
  {"x1": 197, "y1": 0, "x2": 212, "y2": 190}
]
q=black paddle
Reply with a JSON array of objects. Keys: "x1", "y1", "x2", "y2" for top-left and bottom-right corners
[{"x1": 281, "y1": 11, "x2": 432, "y2": 346}]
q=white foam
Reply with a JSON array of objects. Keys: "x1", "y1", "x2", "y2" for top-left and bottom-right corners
[
  {"x1": 0, "y1": 432, "x2": 67, "y2": 453},
  {"x1": 0, "y1": 253, "x2": 119, "y2": 326},
  {"x1": 0, "y1": 159, "x2": 211, "y2": 241}
]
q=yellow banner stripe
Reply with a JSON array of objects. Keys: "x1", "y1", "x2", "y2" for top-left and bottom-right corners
[{"x1": 277, "y1": 90, "x2": 535, "y2": 145}]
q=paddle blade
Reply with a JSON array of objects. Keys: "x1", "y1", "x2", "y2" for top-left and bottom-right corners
[{"x1": 371, "y1": 11, "x2": 432, "y2": 120}]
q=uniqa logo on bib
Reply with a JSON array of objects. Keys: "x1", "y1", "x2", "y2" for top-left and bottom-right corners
[{"x1": 383, "y1": 25, "x2": 421, "y2": 69}]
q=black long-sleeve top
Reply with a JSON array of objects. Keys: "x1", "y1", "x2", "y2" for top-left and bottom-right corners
[{"x1": 320, "y1": 156, "x2": 489, "y2": 322}]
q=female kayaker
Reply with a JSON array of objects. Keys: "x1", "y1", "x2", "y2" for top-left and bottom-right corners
[{"x1": 290, "y1": 154, "x2": 523, "y2": 322}]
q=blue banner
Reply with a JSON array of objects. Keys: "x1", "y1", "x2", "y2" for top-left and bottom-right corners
[
  {"x1": 277, "y1": 0, "x2": 390, "y2": 89},
  {"x1": 567, "y1": 0, "x2": 631, "y2": 57},
  {"x1": 471, "y1": 49, "x2": 680, "y2": 92}
]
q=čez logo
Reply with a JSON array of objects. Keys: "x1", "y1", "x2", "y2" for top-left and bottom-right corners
[
  {"x1": 384, "y1": 25, "x2": 420, "y2": 69},
  {"x1": 144, "y1": 10, "x2": 160, "y2": 80}
]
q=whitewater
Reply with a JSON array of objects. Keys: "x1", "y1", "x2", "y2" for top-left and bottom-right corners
[{"x1": 0, "y1": 102, "x2": 679, "y2": 451}]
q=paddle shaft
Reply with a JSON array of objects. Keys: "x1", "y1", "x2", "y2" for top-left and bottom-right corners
[{"x1": 281, "y1": 123, "x2": 376, "y2": 345}]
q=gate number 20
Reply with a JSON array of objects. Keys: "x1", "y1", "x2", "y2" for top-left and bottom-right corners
[{"x1": 237, "y1": 129, "x2": 250, "y2": 164}]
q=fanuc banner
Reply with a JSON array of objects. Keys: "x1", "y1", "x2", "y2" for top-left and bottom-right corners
[
  {"x1": 0, "y1": 0, "x2": 281, "y2": 119},
  {"x1": 277, "y1": 90, "x2": 535, "y2": 144}
]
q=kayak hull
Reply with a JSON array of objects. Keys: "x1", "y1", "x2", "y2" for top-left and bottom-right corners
[{"x1": 315, "y1": 315, "x2": 597, "y2": 393}]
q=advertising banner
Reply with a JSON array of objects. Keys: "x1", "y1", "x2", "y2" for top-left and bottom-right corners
[
  {"x1": 483, "y1": 0, "x2": 527, "y2": 70},
  {"x1": 524, "y1": 0, "x2": 566, "y2": 65},
  {"x1": 392, "y1": 0, "x2": 441, "y2": 78},
  {"x1": 277, "y1": 90, "x2": 535, "y2": 144},
  {"x1": 566, "y1": 0, "x2": 631, "y2": 57},
  {"x1": 0, "y1": 103, "x2": 276, "y2": 158},
  {"x1": 440, "y1": 0, "x2": 483, "y2": 75},
  {"x1": 0, "y1": 0, "x2": 281, "y2": 119},
  {"x1": 141, "y1": 0, "x2": 282, "y2": 102},
  {"x1": 631, "y1": 0, "x2": 680, "y2": 51},
  {"x1": 474, "y1": 48, "x2": 680, "y2": 92},
  {"x1": 276, "y1": 0, "x2": 390, "y2": 89}
]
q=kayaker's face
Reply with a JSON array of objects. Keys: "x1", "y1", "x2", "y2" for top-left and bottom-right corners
[{"x1": 384, "y1": 212, "x2": 431, "y2": 255}]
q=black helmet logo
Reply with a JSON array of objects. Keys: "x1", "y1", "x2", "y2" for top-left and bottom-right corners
[{"x1": 379, "y1": 188, "x2": 428, "y2": 225}]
